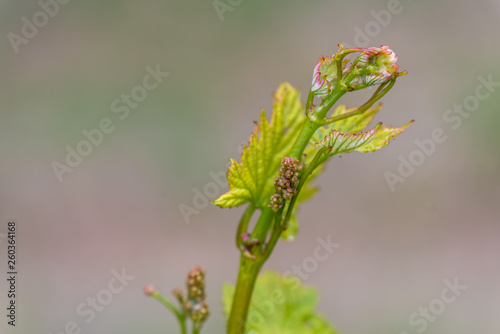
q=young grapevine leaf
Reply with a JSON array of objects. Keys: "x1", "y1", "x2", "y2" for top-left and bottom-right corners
[
  {"x1": 213, "y1": 83, "x2": 306, "y2": 209},
  {"x1": 315, "y1": 123, "x2": 382, "y2": 156},
  {"x1": 356, "y1": 121, "x2": 413, "y2": 153},
  {"x1": 314, "y1": 121, "x2": 413, "y2": 157}
]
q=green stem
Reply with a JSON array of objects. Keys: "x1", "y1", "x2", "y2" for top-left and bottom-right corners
[
  {"x1": 227, "y1": 254, "x2": 266, "y2": 334},
  {"x1": 227, "y1": 126, "x2": 323, "y2": 333},
  {"x1": 289, "y1": 118, "x2": 319, "y2": 160},
  {"x1": 283, "y1": 147, "x2": 329, "y2": 227},
  {"x1": 305, "y1": 90, "x2": 314, "y2": 111},
  {"x1": 227, "y1": 85, "x2": 347, "y2": 334},
  {"x1": 236, "y1": 204, "x2": 256, "y2": 250},
  {"x1": 261, "y1": 213, "x2": 284, "y2": 262},
  {"x1": 150, "y1": 292, "x2": 187, "y2": 334},
  {"x1": 291, "y1": 87, "x2": 346, "y2": 159},
  {"x1": 319, "y1": 78, "x2": 395, "y2": 125},
  {"x1": 227, "y1": 170, "x2": 324, "y2": 334},
  {"x1": 251, "y1": 206, "x2": 276, "y2": 246}
]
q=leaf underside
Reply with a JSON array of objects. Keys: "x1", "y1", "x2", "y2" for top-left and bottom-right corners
[{"x1": 312, "y1": 103, "x2": 413, "y2": 157}]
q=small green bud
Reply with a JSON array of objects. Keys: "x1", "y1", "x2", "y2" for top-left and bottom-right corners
[{"x1": 143, "y1": 284, "x2": 156, "y2": 296}]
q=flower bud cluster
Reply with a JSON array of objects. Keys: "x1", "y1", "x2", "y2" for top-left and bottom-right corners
[
  {"x1": 269, "y1": 157, "x2": 302, "y2": 212},
  {"x1": 177, "y1": 266, "x2": 209, "y2": 324}
]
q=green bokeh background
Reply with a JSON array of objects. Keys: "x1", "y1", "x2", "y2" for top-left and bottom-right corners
[{"x1": 1, "y1": 0, "x2": 499, "y2": 333}]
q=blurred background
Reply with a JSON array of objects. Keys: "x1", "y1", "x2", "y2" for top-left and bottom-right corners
[{"x1": 0, "y1": 0, "x2": 499, "y2": 333}]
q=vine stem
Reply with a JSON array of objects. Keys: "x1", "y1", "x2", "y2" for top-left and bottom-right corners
[
  {"x1": 150, "y1": 291, "x2": 187, "y2": 334},
  {"x1": 226, "y1": 253, "x2": 267, "y2": 333},
  {"x1": 226, "y1": 75, "x2": 358, "y2": 333},
  {"x1": 226, "y1": 80, "x2": 350, "y2": 333},
  {"x1": 236, "y1": 204, "x2": 256, "y2": 250},
  {"x1": 227, "y1": 93, "x2": 342, "y2": 334},
  {"x1": 225, "y1": 47, "x2": 403, "y2": 331},
  {"x1": 227, "y1": 147, "x2": 329, "y2": 334}
]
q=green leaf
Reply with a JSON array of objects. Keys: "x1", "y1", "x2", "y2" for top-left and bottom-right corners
[
  {"x1": 222, "y1": 271, "x2": 340, "y2": 334},
  {"x1": 314, "y1": 120, "x2": 413, "y2": 157},
  {"x1": 356, "y1": 120, "x2": 414, "y2": 153},
  {"x1": 281, "y1": 213, "x2": 299, "y2": 241},
  {"x1": 213, "y1": 83, "x2": 306, "y2": 209},
  {"x1": 315, "y1": 123, "x2": 382, "y2": 157}
]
